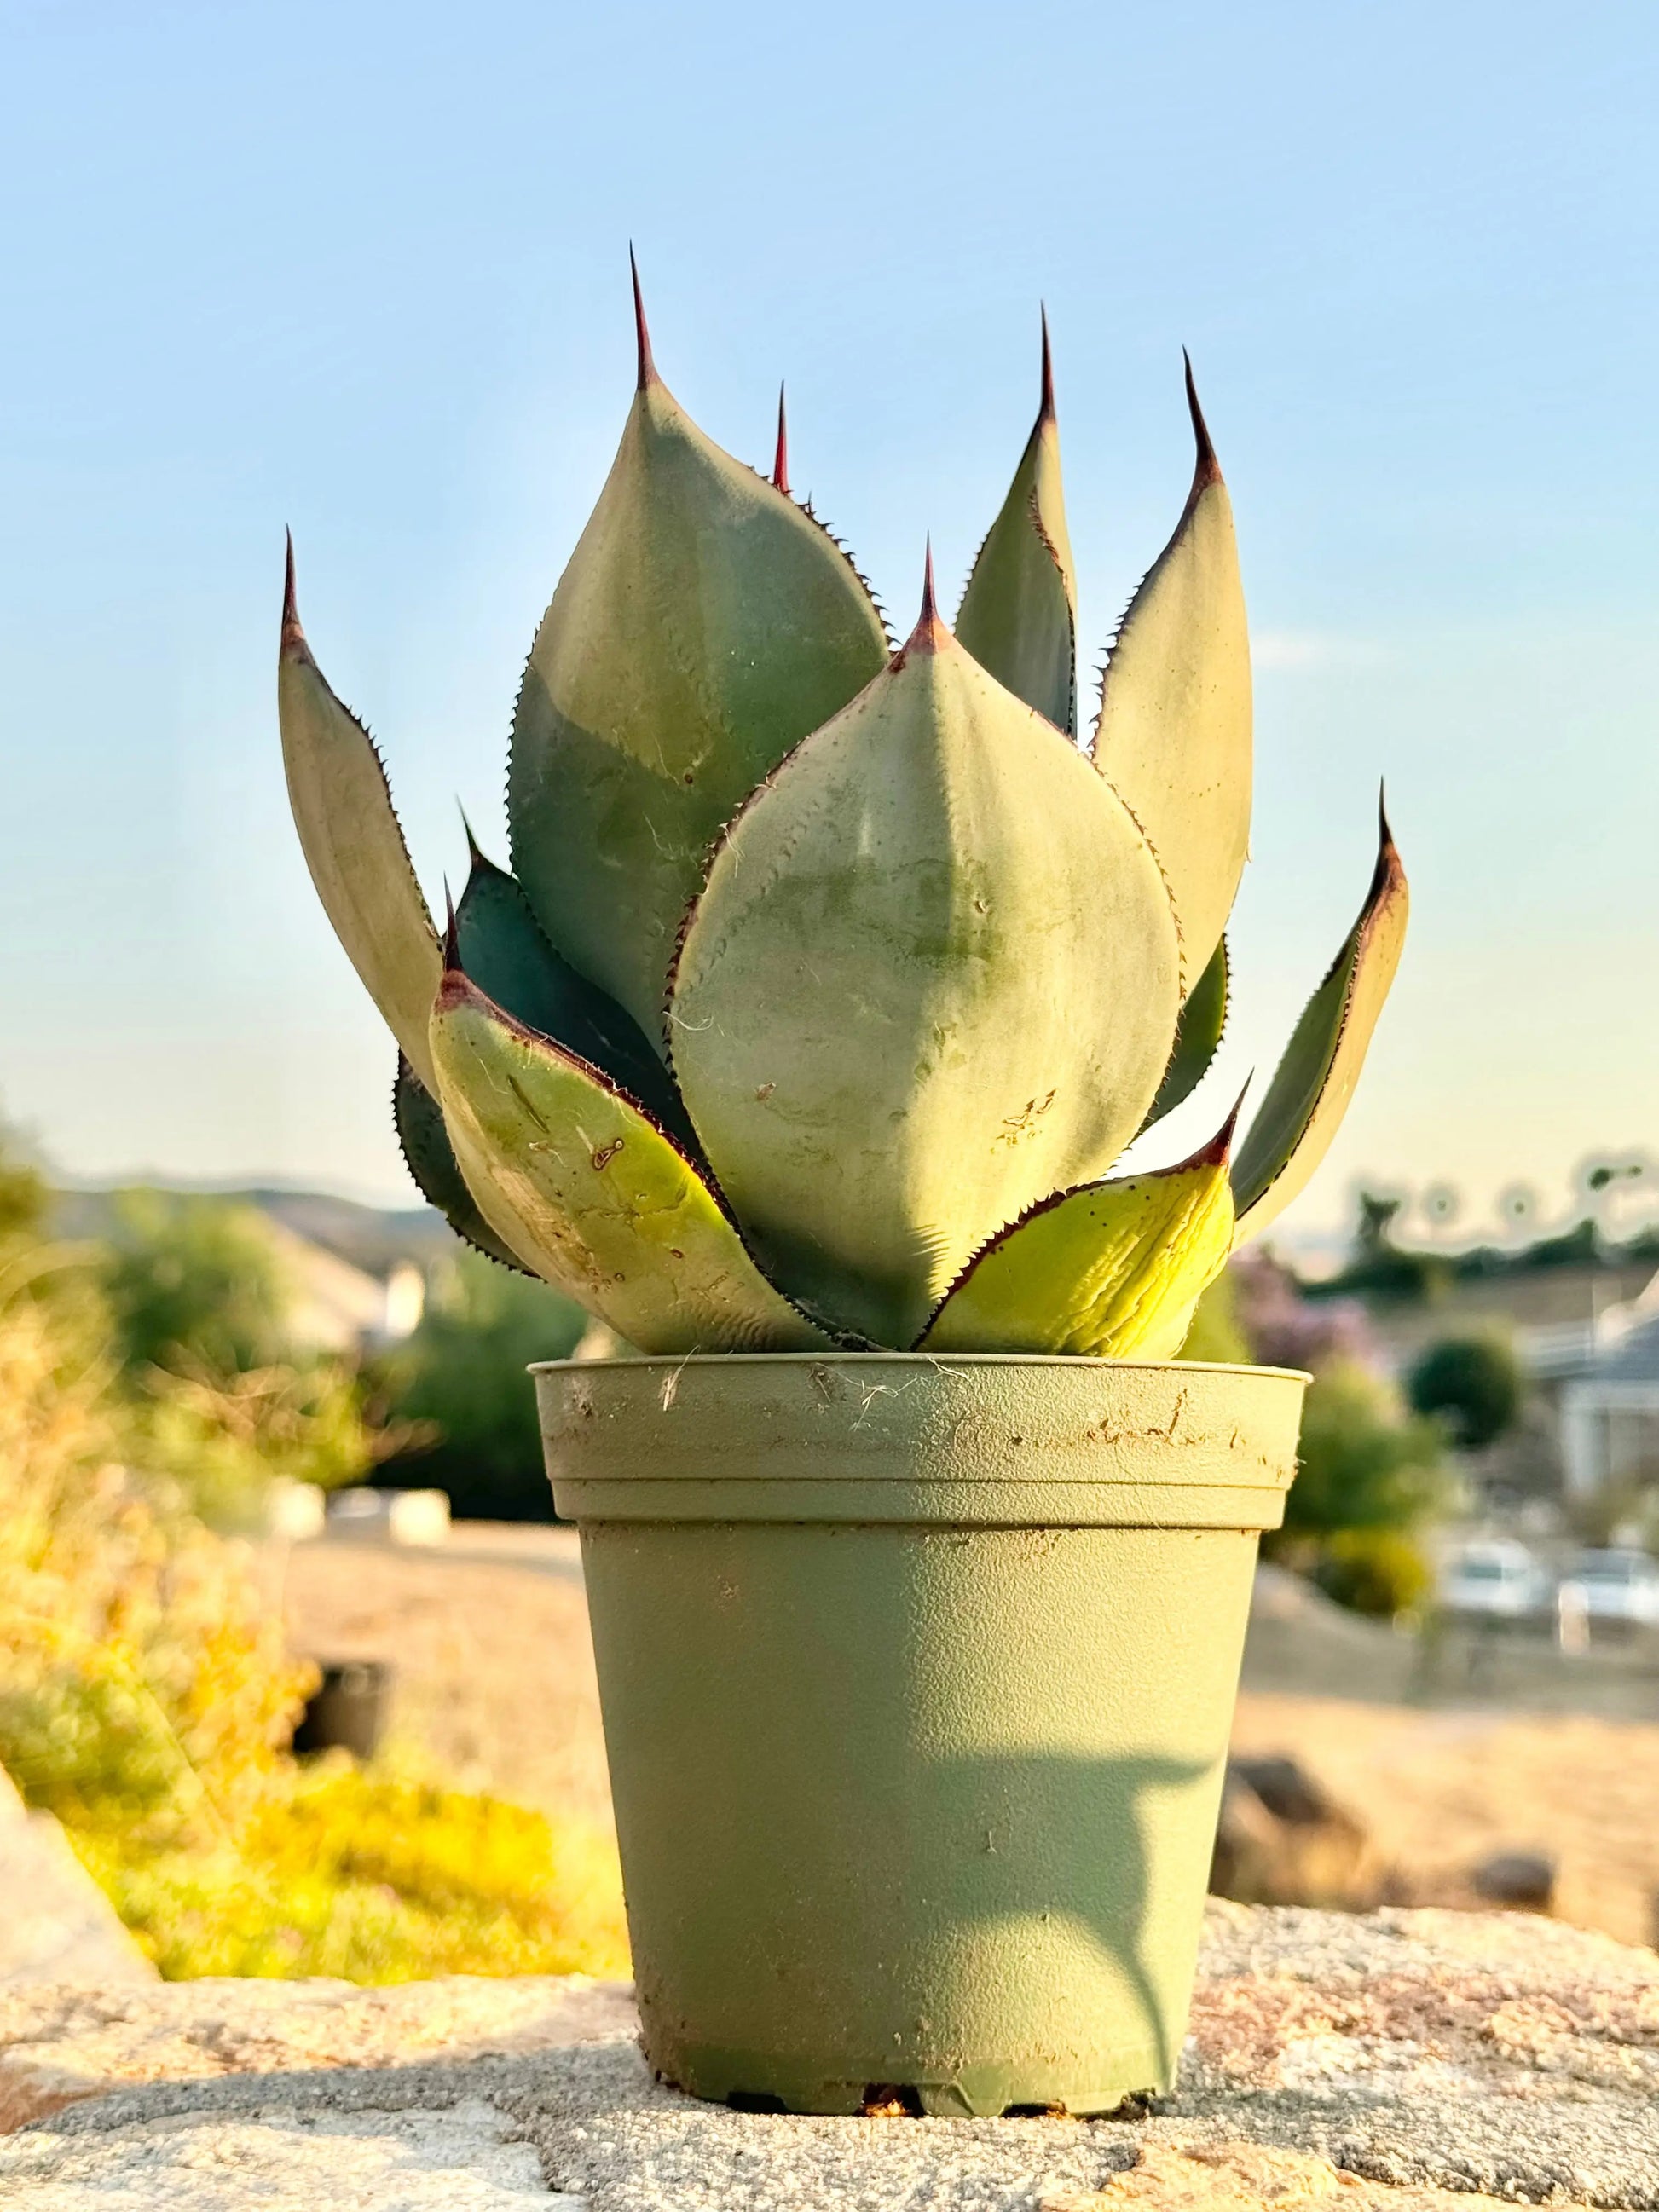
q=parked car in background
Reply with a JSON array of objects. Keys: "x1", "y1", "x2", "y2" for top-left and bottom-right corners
[
  {"x1": 1437, "y1": 1539, "x2": 1551, "y2": 1620},
  {"x1": 1555, "y1": 1549, "x2": 1659, "y2": 1631}
]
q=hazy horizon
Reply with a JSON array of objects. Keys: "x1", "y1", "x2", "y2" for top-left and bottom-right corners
[{"x1": 4, "y1": 1, "x2": 1656, "y2": 1245}]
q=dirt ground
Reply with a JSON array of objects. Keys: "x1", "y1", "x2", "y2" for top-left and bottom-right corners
[
  {"x1": 282, "y1": 1526, "x2": 613, "y2": 1828},
  {"x1": 282, "y1": 1530, "x2": 1659, "y2": 1953}
]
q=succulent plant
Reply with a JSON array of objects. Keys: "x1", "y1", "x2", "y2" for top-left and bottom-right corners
[{"x1": 280, "y1": 269, "x2": 1408, "y2": 1359}]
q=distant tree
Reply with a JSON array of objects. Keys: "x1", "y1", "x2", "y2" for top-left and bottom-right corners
[
  {"x1": 1280, "y1": 1360, "x2": 1446, "y2": 1540},
  {"x1": 0, "y1": 1135, "x2": 48, "y2": 1246},
  {"x1": 100, "y1": 1192, "x2": 292, "y2": 1377},
  {"x1": 377, "y1": 1251, "x2": 587, "y2": 1521},
  {"x1": 1407, "y1": 1333, "x2": 1522, "y2": 1452},
  {"x1": 1314, "y1": 1189, "x2": 1448, "y2": 1305}
]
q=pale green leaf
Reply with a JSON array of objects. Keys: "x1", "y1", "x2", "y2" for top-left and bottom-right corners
[
  {"x1": 668, "y1": 587, "x2": 1182, "y2": 1349},
  {"x1": 1091, "y1": 361, "x2": 1251, "y2": 989},
  {"x1": 955, "y1": 317, "x2": 1077, "y2": 734},
  {"x1": 1232, "y1": 803, "x2": 1409, "y2": 1244},
  {"x1": 430, "y1": 969, "x2": 830, "y2": 1354},
  {"x1": 507, "y1": 316, "x2": 890, "y2": 1041},
  {"x1": 277, "y1": 545, "x2": 441, "y2": 1092}
]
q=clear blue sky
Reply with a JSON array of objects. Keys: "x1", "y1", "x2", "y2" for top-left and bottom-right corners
[{"x1": 3, "y1": 0, "x2": 1656, "y2": 1245}]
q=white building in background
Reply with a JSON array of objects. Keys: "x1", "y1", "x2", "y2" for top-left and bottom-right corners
[
  {"x1": 263, "y1": 1218, "x2": 424, "y2": 1354},
  {"x1": 1559, "y1": 1311, "x2": 1659, "y2": 1498}
]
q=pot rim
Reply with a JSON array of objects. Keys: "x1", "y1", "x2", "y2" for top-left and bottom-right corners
[{"x1": 529, "y1": 1350, "x2": 1312, "y2": 1383}]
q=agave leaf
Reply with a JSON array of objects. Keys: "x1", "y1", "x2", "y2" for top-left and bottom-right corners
[
  {"x1": 668, "y1": 571, "x2": 1182, "y2": 1349},
  {"x1": 1139, "y1": 935, "x2": 1228, "y2": 1135},
  {"x1": 917, "y1": 1107, "x2": 1238, "y2": 1360},
  {"x1": 955, "y1": 315, "x2": 1077, "y2": 735},
  {"x1": 1231, "y1": 802, "x2": 1408, "y2": 1245},
  {"x1": 506, "y1": 272, "x2": 890, "y2": 1041},
  {"x1": 278, "y1": 542, "x2": 442, "y2": 1091},
  {"x1": 454, "y1": 830, "x2": 699, "y2": 1154},
  {"x1": 430, "y1": 966, "x2": 830, "y2": 1354},
  {"x1": 1091, "y1": 361, "x2": 1250, "y2": 989},
  {"x1": 392, "y1": 1054, "x2": 530, "y2": 1273}
]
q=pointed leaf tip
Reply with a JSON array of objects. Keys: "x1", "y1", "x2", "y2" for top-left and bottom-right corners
[
  {"x1": 280, "y1": 532, "x2": 304, "y2": 650},
  {"x1": 628, "y1": 245, "x2": 656, "y2": 390},
  {"x1": 1039, "y1": 305, "x2": 1055, "y2": 423},
  {"x1": 772, "y1": 383, "x2": 789, "y2": 494},
  {"x1": 1201, "y1": 1078, "x2": 1251, "y2": 1164},
  {"x1": 1182, "y1": 349, "x2": 1222, "y2": 486},
  {"x1": 457, "y1": 803, "x2": 485, "y2": 869},
  {"x1": 1229, "y1": 813, "x2": 1409, "y2": 1245},
  {"x1": 906, "y1": 537, "x2": 945, "y2": 647},
  {"x1": 442, "y1": 883, "x2": 462, "y2": 975}
]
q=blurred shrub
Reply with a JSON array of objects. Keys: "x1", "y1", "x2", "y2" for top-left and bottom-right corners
[
  {"x1": 90, "y1": 1188, "x2": 396, "y2": 1528},
  {"x1": 378, "y1": 1250, "x2": 587, "y2": 1520},
  {"x1": 1407, "y1": 1332, "x2": 1522, "y2": 1451},
  {"x1": 1280, "y1": 1360, "x2": 1446, "y2": 1538},
  {"x1": 100, "y1": 1192, "x2": 294, "y2": 1377},
  {"x1": 132, "y1": 1359, "x2": 389, "y2": 1531},
  {"x1": 0, "y1": 1156, "x2": 627, "y2": 1984},
  {"x1": 1263, "y1": 1359, "x2": 1446, "y2": 1614},
  {"x1": 1310, "y1": 1528, "x2": 1432, "y2": 1620},
  {"x1": 0, "y1": 1268, "x2": 312, "y2": 1833},
  {"x1": 0, "y1": 1133, "x2": 49, "y2": 1243},
  {"x1": 70, "y1": 1764, "x2": 628, "y2": 1982}
]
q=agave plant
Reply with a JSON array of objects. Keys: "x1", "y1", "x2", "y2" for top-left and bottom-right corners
[{"x1": 280, "y1": 271, "x2": 1407, "y2": 1358}]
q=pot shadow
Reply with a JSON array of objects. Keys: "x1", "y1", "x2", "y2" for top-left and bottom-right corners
[{"x1": 922, "y1": 1748, "x2": 1219, "y2": 2087}]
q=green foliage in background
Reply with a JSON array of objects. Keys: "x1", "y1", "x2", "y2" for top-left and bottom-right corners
[
  {"x1": 1264, "y1": 1358, "x2": 1445, "y2": 1616},
  {"x1": 133, "y1": 1360, "x2": 383, "y2": 1530},
  {"x1": 378, "y1": 1250, "x2": 587, "y2": 1520},
  {"x1": 1280, "y1": 1361, "x2": 1445, "y2": 1538},
  {"x1": 1407, "y1": 1332, "x2": 1522, "y2": 1452},
  {"x1": 1310, "y1": 1527, "x2": 1433, "y2": 1620},
  {"x1": 0, "y1": 1249, "x2": 310, "y2": 1834},
  {"x1": 0, "y1": 1137, "x2": 627, "y2": 1982},
  {"x1": 90, "y1": 1189, "x2": 389, "y2": 1527},
  {"x1": 101, "y1": 1190, "x2": 294, "y2": 1376}
]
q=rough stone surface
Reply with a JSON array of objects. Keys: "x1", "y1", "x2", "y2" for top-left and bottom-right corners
[
  {"x1": 0, "y1": 1974, "x2": 634, "y2": 2129},
  {"x1": 0, "y1": 2096, "x2": 579, "y2": 2209},
  {"x1": 5, "y1": 1904, "x2": 1659, "y2": 2209},
  {"x1": 0, "y1": 1770, "x2": 154, "y2": 1991}
]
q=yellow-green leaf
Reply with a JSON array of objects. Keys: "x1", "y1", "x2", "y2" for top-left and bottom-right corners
[
  {"x1": 277, "y1": 542, "x2": 442, "y2": 1094},
  {"x1": 392, "y1": 1054, "x2": 530, "y2": 1274},
  {"x1": 917, "y1": 1111, "x2": 1238, "y2": 1360},
  {"x1": 1231, "y1": 802, "x2": 1409, "y2": 1245},
  {"x1": 1091, "y1": 361, "x2": 1251, "y2": 990},
  {"x1": 955, "y1": 316, "x2": 1078, "y2": 735},
  {"x1": 506, "y1": 277, "x2": 889, "y2": 1041},
  {"x1": 669, "y1": 575, "x2": 1181, "y2": 1349},
  {"x1": 429, "y1": 967, "x2": 830, "y2": 1354}
]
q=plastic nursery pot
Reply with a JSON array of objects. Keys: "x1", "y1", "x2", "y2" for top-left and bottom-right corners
[
  {"x1": 534, "y1": 1352, "x2": 1306, "y2": 2118},
  {"x1": 292, "y1": 1659, "x2": 394, "y2": 1760}
]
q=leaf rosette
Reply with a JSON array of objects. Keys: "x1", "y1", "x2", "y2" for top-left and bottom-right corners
[{"x1": 279, "y1": 266, "x2": 1408, "y2": 1356}]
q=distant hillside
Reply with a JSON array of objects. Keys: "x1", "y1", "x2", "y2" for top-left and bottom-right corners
[{"x1": 54, "y1": 1185, "x2": 460, "y2": 1279}]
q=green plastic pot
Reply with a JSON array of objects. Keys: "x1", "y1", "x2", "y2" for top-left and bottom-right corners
[{"x1": 534, "y1": 1352, "x2": 1305, "y2": 2117}]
